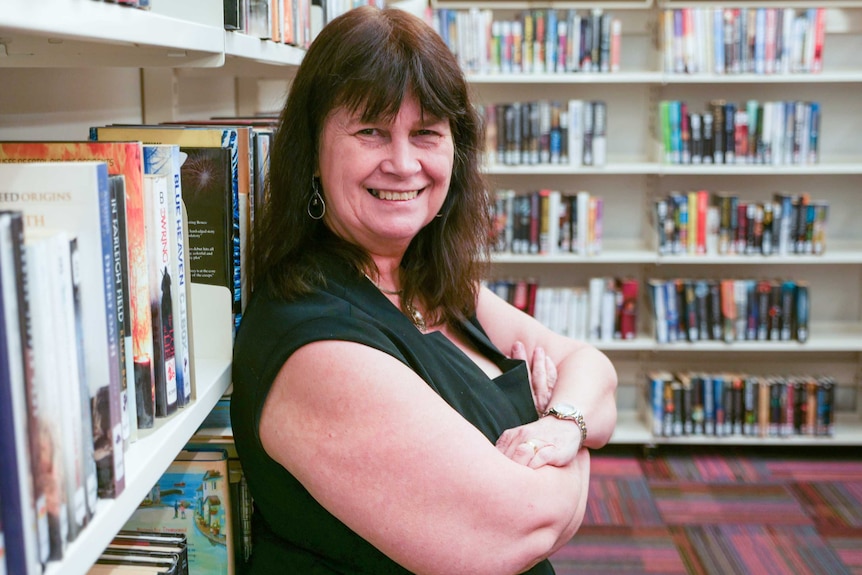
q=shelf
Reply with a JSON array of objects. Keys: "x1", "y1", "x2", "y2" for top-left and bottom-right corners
[
  {"x1": 221, "y1": 30, "x2": 305, "y2": 75},
  {"x1": 491, "y1": 240, "x2": 862, "y2": 265},
  {"x1": 612, "y1": 410, "x2": 862, "y2": 447},
  {"x1": 42, "y1": 356, "x2": 233, "y2": 575},
  {"x1": 0, "y1": 0, "x2": 225, "y2": 67},
  {"x1": 657, "y1": 162, "x2": 862, "y2": 175},
  {"x1": 585, "y1": 323, "x2": 862, "y2": 352},
  {"x1": 485, "y1": 161, "x2": 659, "y2": 175},
  {"x1": 485, "y1": 161, "x2": 862, "y2": 176},
  {"x1": 467, "y1": 72, "x2": 862, "y2": 85},
  {"x1": 468, "y1": 71, "x2": 662, "y2": 84},
  {"x1": 660, "y1": 71, "x2": 862, "y2": 84},
  {"x1": 432, "y1": 0, "x2": 654, "y2": 10}
]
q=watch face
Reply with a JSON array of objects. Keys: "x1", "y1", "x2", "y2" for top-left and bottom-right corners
[{"x1": 553, "y1": 403, "x2": 577, "y2": 417}]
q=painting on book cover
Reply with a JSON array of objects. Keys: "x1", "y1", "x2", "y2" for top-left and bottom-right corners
[{"x1": 124, "y1": 461, "x2": 231, "y2": 574}]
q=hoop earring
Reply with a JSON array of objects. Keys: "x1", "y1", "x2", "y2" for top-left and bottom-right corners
[{"x1": 307, "y1": 177, "x2": 325, "y2": 220}]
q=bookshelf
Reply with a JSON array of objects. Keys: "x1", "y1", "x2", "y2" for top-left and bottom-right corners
[
  {"x1": 434, "y1": 0, "x2": 862, "y2": 446},
  {"x1": 0, "y1": 2, "x2": 297, "y2": 573},
  {"x1": 2, "y1": 2, "x2": 860, "y2": 570}
]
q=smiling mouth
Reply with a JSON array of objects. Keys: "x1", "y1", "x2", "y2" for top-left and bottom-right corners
[{"x1": 368, "y1": 188, "x2": 422, "y2": 201}]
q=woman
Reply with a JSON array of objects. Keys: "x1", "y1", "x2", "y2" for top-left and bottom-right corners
[{"x1": 231, "y1": 6, "x2": 618, "y2": 574}]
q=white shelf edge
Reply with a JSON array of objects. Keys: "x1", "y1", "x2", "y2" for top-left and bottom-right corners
[
  {"x1": 484, "y1": 162, "x2": 862, "y2": 176},
  {"x1": 467, "y1": 71, "x2": 862, "y2": 84},
  {"x1": 576, "y1": 323, "x2": 862, "y2": 352},
  {"x1": 42, "y1": 356, "x2": 232, "y2": 575},
  {"x1": 611, "y1": 410, "x2": 862, "y2": 446},
  {"x1": 0, "y1": 0, "x2": 226, "y2": 67},
  {"x1": 432, "y1": 0, "x2": 654, "y2": 11},
  {"x1": 490, "y1": 240, "x2": 862, "y2": 265},
  {"x1": 224, "y1": 31, "x2": 305, "y2": 66}
]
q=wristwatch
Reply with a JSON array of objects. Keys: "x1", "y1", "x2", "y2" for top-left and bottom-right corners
[{"x1": 542, "y1": 403, "x2": 588, "y2": 444}]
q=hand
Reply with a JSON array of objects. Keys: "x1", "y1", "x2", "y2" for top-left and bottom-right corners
[
  {"x1": 495, "y1": 416, "x2": 582, "y2": 469},
  {"x1": 511, "y1": 341, "x2": 557, "y2": 415}
]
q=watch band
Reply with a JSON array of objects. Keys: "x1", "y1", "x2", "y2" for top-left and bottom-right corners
[{"x1": 543, "y1": 404, "x2": 588, "y2": 444}]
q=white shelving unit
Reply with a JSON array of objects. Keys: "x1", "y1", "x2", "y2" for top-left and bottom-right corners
[
  {"x1": 0, "y1": 2, "x2": 301, "y2": 573},
  {"x1": 451, "y1": 0, "x2": 862, "y2": 446}
]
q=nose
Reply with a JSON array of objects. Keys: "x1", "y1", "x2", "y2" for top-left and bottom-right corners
[{"x1": 381, "y1": 136, "x2": 420, "y2": 176}]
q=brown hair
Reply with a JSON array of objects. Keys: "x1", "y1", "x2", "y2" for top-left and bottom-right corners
[{"x1": 252, "y1": 6, "x2": 491, "y2": 326}]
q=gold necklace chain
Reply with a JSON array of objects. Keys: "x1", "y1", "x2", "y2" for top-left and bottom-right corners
[{"x1": 364, "y1": 273, "x2": 425, "y2": 331}]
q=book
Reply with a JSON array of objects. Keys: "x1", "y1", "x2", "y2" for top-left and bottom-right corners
[
  {"x1": 123, "y1": 449, "x2": 234, "y2": 575},
  {"x1": 90, "y1": 125, "x2": 247, "y2": 332},
  {"x1": 109, "y1": 175, "x2": 138, "y2": 444},
  {"x1": 0, "y1": 158, "x2": 126, "y2": 501},
  {"x1": 23, "y1": 230, "x2": 72, "y2": 560},
  {"x1": 0, "y1": 210, "x2": 46, "y2": 574},
  {"x1": 0, "y1": 139, "x2": 153, "y2": 443},
  {"x1": 142, "y1": 173, "x2": 178, "y2": 419},
  {"x1": 38, "y1": 231, "x2": 91, "y2": 542},
  {"x1": 113, "y1": 531, "x2": 189, "y2": 575},
  {"x1": 98, "y1": 548, "x2": 181, "y2": 575}
]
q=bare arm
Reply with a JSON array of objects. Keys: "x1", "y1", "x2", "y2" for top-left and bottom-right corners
[
  {"x1": 477, "y1": 286, "x2": 619, "y2": 450},
  {"x1": 259, "y1": 339, "x2": 590, "y2": 575}
]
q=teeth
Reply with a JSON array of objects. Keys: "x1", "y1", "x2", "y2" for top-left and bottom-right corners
[{"x1": 370, "y1": 189, "x2": 420, "y2": 201}]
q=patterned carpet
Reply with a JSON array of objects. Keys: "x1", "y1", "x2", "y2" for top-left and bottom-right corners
[{"x1": 550, "y1": 446, "x2": 862, "y2": 575}]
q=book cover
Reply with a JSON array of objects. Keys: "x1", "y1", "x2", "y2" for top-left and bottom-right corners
[
  {"x1": 123, "y1": 449, "x2": 234, "y2": 575},
  {"x1": 0, "y1": 158, "x2": 126, "y2": 500},
  {"x1": 0, "y1": 139, "x2": 153, "y2": 443},
  {"x1": 0, "y1": 211, "x2": 45, "y2": 573},
  {"x1": 142, "y1": 174, "x2": 178, "y2": 419},
  {"x1": 138, "y1": 143, "x2": 191, "y2": 411}
]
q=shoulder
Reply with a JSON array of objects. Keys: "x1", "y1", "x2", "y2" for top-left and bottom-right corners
[{"x1": 234, "y1": 283, "x2": 406, "y2": 389}]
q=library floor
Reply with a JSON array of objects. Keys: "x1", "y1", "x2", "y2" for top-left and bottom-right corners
[{"x1": 550, "y1": 445, "x2": 862, "y2": 575}]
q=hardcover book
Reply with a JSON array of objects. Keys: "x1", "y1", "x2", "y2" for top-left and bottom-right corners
[
  {"x1": 0, "y1": 210, "x2": 46, "y2": 574},
  {"x1": 123, "y1": 449, "x2": 234, "y2": 575},
  {"x1": 0, "y1": 140, "x2": 153, "y2": 444},
  {"x1": 142, "y1": 174, "x2": 178, "y2": 419},
  {"x1": 141, "y1": 145, "x2": 192, "y2": 409},
  {"x1": 0, "y1": 158, "x2": 126, "y2": 500},
  {"x1": 91, "y1": 125, "x2": 246, "y2": 332}
]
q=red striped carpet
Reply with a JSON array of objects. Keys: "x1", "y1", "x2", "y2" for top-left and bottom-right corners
[{"x1": 551, "y1": 446, "x2": 862, "y2": 575}]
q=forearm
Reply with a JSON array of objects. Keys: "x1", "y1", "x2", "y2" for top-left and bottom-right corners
[{"x1": 549, "y1": 344, "x2": 618, "y2": 449}]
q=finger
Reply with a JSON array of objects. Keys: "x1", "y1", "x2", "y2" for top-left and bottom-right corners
[
  {"x1": 510, "y1": 340, "x2": 527, "y2": 362},
  {"x1": 531, "y1": 346, "x2": 546, "y2": 381},
  {"x1": 545, "y1": 355, "x2": 558, "y2": 387},
  {"x1": 511, "y1": 440, "x2": 539, "y2": 466},
  {"x1": 531, "y1": 347, "x2": 550, "y2": 413}
]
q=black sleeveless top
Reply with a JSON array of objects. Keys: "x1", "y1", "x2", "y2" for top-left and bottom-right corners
[{"x1": 231, "y1": 255, "x2": 555, "y2": 574}]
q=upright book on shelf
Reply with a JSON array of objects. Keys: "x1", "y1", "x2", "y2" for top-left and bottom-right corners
[
  {"x1": 141, "y1": 145, "x2": 192, "y2": 409},
  {"x1": 123, "y1": 448, "x2": 234, "y2": 575},
  {"x1": 0, "y1": 210, "x2": 46, "y2": 574},
  {"x1": 0, "y1": 140, "x2": 155, "y2": 443},
  {"x1": 91, "y1": 125, "x2": 248, "y2": 332},
  {"x1": 0, "y1": 159, "x2": 126, "y2": 501},
  {"x1": 142, "y1": 173, "x2": 178, "y2": 419}
]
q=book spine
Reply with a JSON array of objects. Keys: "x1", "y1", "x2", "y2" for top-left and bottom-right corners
[
  {"x1": 144, "y1": 175, "x2": 178, "y2": 418},
  {"x1": 0, "y1": 211, "x2": 45, "y2": 573},
  {"x1": 95, "y1": 166, "x2": 127, "y2": 499},
  {"x1": 109, "y1": 179, "x2": 135, "y2": 447},
  {"x1": 168, "y1": 148, "x2": 192, "y2": 408}
]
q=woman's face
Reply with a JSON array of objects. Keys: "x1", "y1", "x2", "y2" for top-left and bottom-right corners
[{"x1": 317, "y1": 95, "x2": 455, "y2": 256}]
